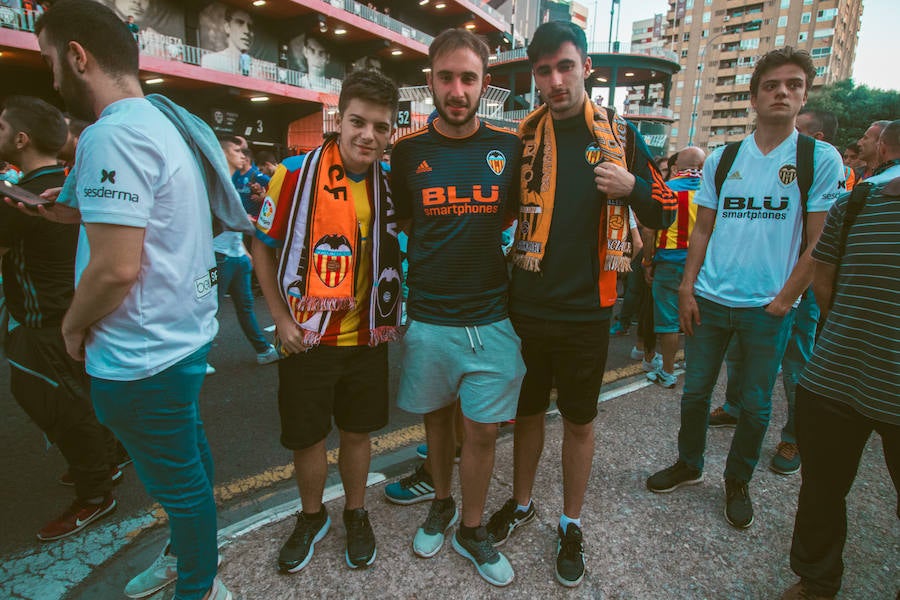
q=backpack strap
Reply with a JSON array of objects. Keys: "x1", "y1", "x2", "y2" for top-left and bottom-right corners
[
  {"x1": 835, "y1": 182, "x2": 873, "y2": 263},
  {"x1": 714, "y1": 142, "x2": 742, "y2": 200}
]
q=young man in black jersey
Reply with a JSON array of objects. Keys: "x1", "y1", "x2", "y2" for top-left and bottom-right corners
[
  {"x1": 485, "y1": 21, "x2": 677, "y2": 587},
  {"x1": 390, "y1": 29, "x2": 523, "y2": 587},
  {"x1": 0, "y1": 95, "x2": 119, "y2": 542}
]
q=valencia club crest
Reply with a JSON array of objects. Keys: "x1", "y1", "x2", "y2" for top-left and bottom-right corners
[
  {"x1": 313, "y1": 234, "x2": 353, "y2": 288},
  {"x1": 487, "y1": 150, "x2": 506, "y2": 175}
]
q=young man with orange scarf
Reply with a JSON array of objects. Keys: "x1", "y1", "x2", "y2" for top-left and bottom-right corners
[
  {"x1": 486, "y1": 21, "x2": 676, "y2": 588},
  {"x1": 252, "y1": 70, "x2": 402, "y2": 574}
]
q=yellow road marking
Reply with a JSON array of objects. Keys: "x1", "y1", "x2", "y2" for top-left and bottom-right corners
[{"x1": 138, "y1": 352, "x2": 682, "y2": 527}]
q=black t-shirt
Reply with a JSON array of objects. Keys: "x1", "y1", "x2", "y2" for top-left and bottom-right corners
[
  {"x1": 392, "y1": 121, "x2": 521, "y2": 326},
  {"x1": 0, "y1": 165, "x2": 76, "y2": 328},
  {"x1": 510, "y1": 114, "x2": 611, "y2": 321}
]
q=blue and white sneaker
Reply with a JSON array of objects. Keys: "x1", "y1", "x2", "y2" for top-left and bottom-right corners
[{"x1": 384, "y1": 463, "x2": 435, "y2": 505}]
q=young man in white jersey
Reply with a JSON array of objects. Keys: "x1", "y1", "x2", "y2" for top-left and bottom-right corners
[
  {"x1": 646, "y1": 47, "x2": 844, "y2": 530},
  {"x1": 31, "y1": 1, "x2": 252, "y2": 598}
]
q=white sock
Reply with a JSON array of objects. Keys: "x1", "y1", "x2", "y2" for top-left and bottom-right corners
[
  {"x1": 559, "y1": 514, "x2": 582, "y2": 531},
  {"x1": 516, "y1": 501, "x2": 532, "y2": 513}
]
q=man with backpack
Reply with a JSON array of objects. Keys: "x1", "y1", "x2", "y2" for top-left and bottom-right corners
[{"x1": 646, "y1": 47, "x2": 844, "y2": 529}]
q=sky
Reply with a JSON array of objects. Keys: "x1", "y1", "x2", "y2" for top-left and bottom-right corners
[{"x1": 584, "y1": 0, "x2": 896, "y2": 110}]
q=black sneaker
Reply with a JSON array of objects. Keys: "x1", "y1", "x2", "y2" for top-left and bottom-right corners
[
  {"x1": 278, "y1": 509, "x2": 330, "y2": 573},
  {"x1": 646, "y1": 461, "x2": 704, "y2": 493},
  {"x1": 724, "y1": 478, "x2": 754, "y2": 529},
  {"x1": 344, "y1": 508, "x2": 376, "y2": 568},
  {"x1": 709, "y1": 406, "x2": 738, "y2": 428},
  {"x1": 486, "y1": 498, "x2": 536, "y2": 546},
  {"x1": 556, "y1": 523, "x2": 585, "y2": 587}
]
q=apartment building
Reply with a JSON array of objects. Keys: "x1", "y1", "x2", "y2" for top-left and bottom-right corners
[
  {"x1": 662, "y1": 0, "x2": 863, "y2": 153},
  {"x1": 624, "y1": 14, "x2": 668, "y2": 116}
]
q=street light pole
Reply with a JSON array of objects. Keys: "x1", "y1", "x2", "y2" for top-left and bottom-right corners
[{"x1": 687, "y1": 30, "x2": 726, "y2": 146}]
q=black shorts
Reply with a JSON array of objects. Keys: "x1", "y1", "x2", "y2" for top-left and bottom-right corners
[
  {"x1": 512, "y1": 314, "x2": 610, "y2": 425},
  {"x1": 277, "y1": 343, "x2": 389, "y2": 450}
]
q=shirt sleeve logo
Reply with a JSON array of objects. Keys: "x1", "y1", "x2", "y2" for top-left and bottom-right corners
[
  {"x1": 100, "y1": 169, "x2": 116, "y2": 184},
  {"x1": 778, "y1": 164, "x2": 797, "y2": 186},
  {"x1": 486, "y1": 150, "x2": 506, "y2": 175}
]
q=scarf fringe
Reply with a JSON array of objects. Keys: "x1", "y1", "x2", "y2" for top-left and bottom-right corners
[
  {"x1": 295, "y1": 296, "x2": 356, "y2": 312},
  {"x1": 302, "y1": 329, "x2": 323, "y2": 347},
  {"x1": 511, "y1": 253, "x2": 542, "y2": 272},
  {"x1": 369, "y1": 326, "x2": 401, "y2": 346},
  {"x1": 605, "y1": 254, "x2": 633, "y2": 273}
]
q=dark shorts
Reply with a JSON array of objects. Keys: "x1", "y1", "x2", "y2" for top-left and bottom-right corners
[
  {"x1": 277, "y1": 343, "x2": 389, "y2": 450},
  {"x1": 511, "y1": 314, "x2": 610, "y2": 425}
]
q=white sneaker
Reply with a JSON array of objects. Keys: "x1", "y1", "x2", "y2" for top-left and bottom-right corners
[
  {"x1": 124, "y1": 543, "x2": 177, "y2": 598},
  {"x1": 630, "y1": 346, "x2": 644, "y2": 360},
  {"x1": 256, "y1": 344, "x2": 280, "y2": 365},
  {"x1": 647, "y1": 367, "x2": 678, "y2": 389},
  {"x1": 206, "y1": 577, "x2": 233, "y2": 600},
  {"x1": 642, "y1": 354, "x2": 662, "y2": 372},
  {"x1": 205, "y1": 363, "x2": 216, "y2": 376},
  {"x1": 124, "y1": 543, "x2": 222, "y2": 599}
]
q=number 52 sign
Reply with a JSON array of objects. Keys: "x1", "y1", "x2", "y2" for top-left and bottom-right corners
[{"x1": 396, "y1": 100, "x2": 412, "y2": 128}]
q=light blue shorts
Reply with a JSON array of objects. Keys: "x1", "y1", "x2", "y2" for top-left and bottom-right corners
[{"x1": 397, "y1": 318, "x2": 525, "y2": 424}]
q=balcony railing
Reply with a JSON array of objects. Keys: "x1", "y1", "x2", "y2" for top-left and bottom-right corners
[
  {"x1": 490, "y1": 43, "x2": 679, "y2": 64},
  {"x1": 320, "y1": 0, "x2": 433, "y2": 45},
  {"x1": 2, "y1": 8, "x2": 344, "y2": 96},
  {"x1": 623, "y1": 105, "x2": 675, "y2": 119}
]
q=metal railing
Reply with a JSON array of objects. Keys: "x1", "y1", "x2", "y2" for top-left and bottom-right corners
[
  {"x1": 323, "y1": 0, "x2": 433, "y2": 46},
  {"x1": 622, "y1": 105, "x2": 675, "y2": 119},
  {"x1": 490, "y1": 43, "x2": 679, "y2": 64},
  {"x1": 0, "y1": 6, "x2": 37, "y2": 31}
]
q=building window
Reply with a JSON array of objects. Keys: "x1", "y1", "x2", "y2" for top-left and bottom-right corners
[
  {"x1": 705, "y1": 0, "x2": 712, "y2": 5},
  {"x1": 677, "y1": 80, "x2": 685, "y2": 88},
  {"x1": 799, "y1": 32, "x2": 808, "y2": 42},
  {"x1": 739, "y1": 38, "x2": 760, "y2": 50},
  {"x1": 816, "y1": 66, "x2": 827, "y2": 77},
  {"x1": 780, "y1": 0, "x2": 790, "y2": 7},
  {"x1": 803, "y1": 0, "x2": 813, "y2": 4},
  {"x1": 735, "y1": 74, "x2": 752, "y2": 85},
  {"x1": 814, "y1": 28, "x2": 835, "y2": 38},
  {"x1": 817, "y1": 8, "x2": 838, "y2": 21},
  {"x1": 702, "y1": 29, "x2": 709, "y2": 38},
  {"x1": 777, "y1": 16, "x2": 787, "y2": 27},
  {"x1": 685, "y1": 14, "x2": 693, "y2": 24},
  {"x1": 686, "y1": 0, "x2": 694, "y2": 8},
  {"x1": 801, "y1": 12, "x2": 811, "y2": 24},
  {"x1": 776, "y1": 34, "x2": 785, "y2": 46},
  {"x1": 811, "y1": 47, "x2": 832, "y2": 57},
  {"x1": 683, "y1": 32, "x2": 691, "y2": 41},
  {"x1": 675, "y1": 97, "x2": 682, "y2": 106},
  {"x1": 703, "y1": 11, "x2": 711, "y2": 23},
  {"x1": 671, "y1": 127, "x2": 679, "y2": 136},
  {"x1": 681, "y1": 49, "x2": 689, "y2": 58}
]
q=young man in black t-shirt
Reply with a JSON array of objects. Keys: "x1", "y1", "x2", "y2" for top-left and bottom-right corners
[
  {"x1": 0, "y1": 95, "x2": 119, "y2": 542},
  {"x1": 390, "y1": 29, "x2": 523, "y2": 587}
]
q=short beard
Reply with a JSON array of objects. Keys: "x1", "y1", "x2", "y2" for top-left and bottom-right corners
[
  {"x1": 432, "y1": 91, "x2": 479, "y2": 129},
  {"x1": 58, "y1": 62, "x2": 95, "y2": 122}
]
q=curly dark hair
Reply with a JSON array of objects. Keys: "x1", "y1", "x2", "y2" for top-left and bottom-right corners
[{"x1": 750, "y1": 46, "x2": 815, "y2": 97}]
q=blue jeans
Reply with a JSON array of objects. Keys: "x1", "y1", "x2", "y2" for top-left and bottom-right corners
[
  {"x1": 92, "y1": 344, "x2": 216, "y2": 600},
  {"x1": 723, "y1": 291, "x2": 819, "y2": 444},
  {"x1": 678, "y1": 297, "x2": 794, "y2": 482},
  {"x1": 216, "y1": 252, "x2": 269, "y2": 354}
]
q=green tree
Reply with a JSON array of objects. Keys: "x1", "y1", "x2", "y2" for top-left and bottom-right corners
[{"x1": 805, "y1": 79, "x2": 900, "y2": 151}]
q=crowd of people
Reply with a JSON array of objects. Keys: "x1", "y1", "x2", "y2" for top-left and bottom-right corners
[{"x1": 1, "y1": 2, "x2": 897, "y2": 600}]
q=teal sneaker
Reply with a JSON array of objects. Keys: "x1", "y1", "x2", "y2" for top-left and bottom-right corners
[
  {"x1": 384, "y1": 463, "x2": 435, "y2": 505},
  {"x1": 413, "y1": 497, "x2": 458, "y2": 558},
  {"x1": 770, "y1": 442, "x2": 801, "y2": 475},
  {"x1": 452, "y1": 527, "x2": 514, "y2": 587}
]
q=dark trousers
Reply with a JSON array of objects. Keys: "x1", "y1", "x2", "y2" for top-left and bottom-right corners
[
  {"x1": 6, "y1": 325, "x2": 115, "y2": 500},
  {"x1": 790, "y1": 385, "x2": 900, "y2": 596}
]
